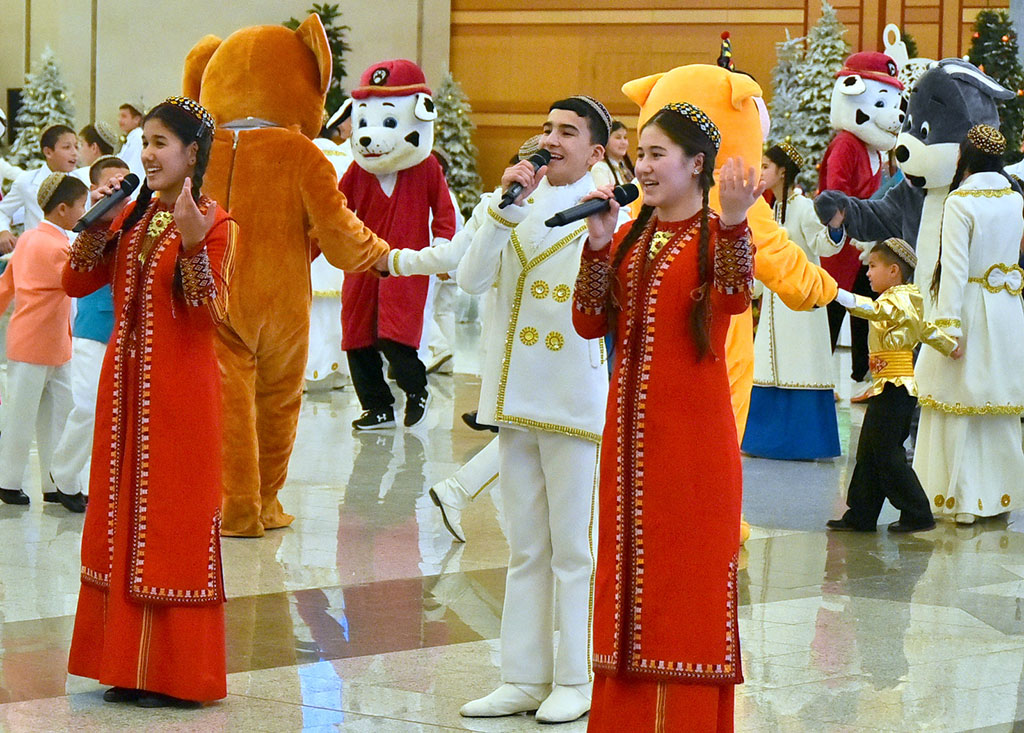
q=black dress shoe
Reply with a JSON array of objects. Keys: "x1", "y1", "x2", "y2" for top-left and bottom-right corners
[
  {"x1": 43, "y1": 491, "x2": 88, "y2": 513},
  {"x1": 136, "y1": 691, "x2": 201, "y2": 709},
  {"x1": 887, "y1": 520, "x2": 936, "y2": 533},
  {"x1": 103, "y1": 686, "x2": 143, "y2": 703},
  {"x1": 826, "y1": 518, "x2": 875, "y2": 532},
  {"x1": 461, "y1": 411, "x2": 499, "y2": 433},
  {"x1": 0, "y1": 488, "x2": 29, "y2": 505}
]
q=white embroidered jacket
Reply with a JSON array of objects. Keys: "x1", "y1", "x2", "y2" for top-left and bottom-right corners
[{"x1": 457, "y1": 173, "x2": 616, "y2": 442}]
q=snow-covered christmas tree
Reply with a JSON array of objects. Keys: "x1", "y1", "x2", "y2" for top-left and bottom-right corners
[
  {"x1": 434, "y1": 72, "x2": 483, "y2": 219},
  {"x1": 791, "y1": 0, "x2": 849, "y2": 191},
  {"x1": 8, "y1": 47, "x2": 76, "y2": 167},
  {"x1": 968, "y1": 9, "x2": 1024, "y2": 163},
  {"x1": 767, "y1": 30, "x2": 805, "y2": 151}
]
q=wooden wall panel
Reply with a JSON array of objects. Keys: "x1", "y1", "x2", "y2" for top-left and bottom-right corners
[{"x1": 451, "y1": 1, "x2": 988, "y2": 188}]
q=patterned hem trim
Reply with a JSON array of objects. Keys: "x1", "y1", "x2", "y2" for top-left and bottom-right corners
[
  {"x1": 178, "y1": 245, "x2": 217, "y2": 306},
  {"x1": 494, "y1": 413, "x2": 602, "y2": 444},
  {"x1": 918, "y1": 396, "x2": 1024, "y2": 416},
  {"x1": 69, "y1": 228, "x2": 110, "y2": 271},
  {"x1": 753, "y1": 380, "x2": 835, "y2": 389},
  {"x1": 950, "y1": 188, "x2": 1013, "y2": 199}
]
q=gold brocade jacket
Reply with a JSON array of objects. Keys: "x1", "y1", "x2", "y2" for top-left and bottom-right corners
[{"x1": 847, "y1": 283, "x2": 957, "y2": 397}]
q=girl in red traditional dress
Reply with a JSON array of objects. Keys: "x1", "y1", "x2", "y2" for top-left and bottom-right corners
[
  {"x1": 64, "y1": 97, "x2": 236, "y2": 708},
  {"x1": 573, "y1": 103, "x2": 763, "y2": 732}
]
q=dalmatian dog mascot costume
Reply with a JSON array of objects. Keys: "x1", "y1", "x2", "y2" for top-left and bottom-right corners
[
  {"x1": 339, "y1": 59, "x2": 457, "y2": 430},
  {"x1": 815, "y1": 58, "x2": 1014, "y2": 319},
  {"x1": 817, "y1": 52, "x2": 906, "y2": 382}
]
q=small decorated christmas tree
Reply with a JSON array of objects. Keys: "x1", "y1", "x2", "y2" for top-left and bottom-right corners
[
  {"x1": 8, "y1": 47, "x2": 76, "y2": 167},
  {"x1": 791, "y1": 0, "x2": 850, "y2": 191},
  {"x1": 434, "y1": 73, "x2": 483, "y2": 218},
  {"x1": 967, "y1": 9, "x2": 1024, "y2": 163},
  {"x1": 284, "y1": 3, "x2": 351, "y2": 115},
  {"x1": 767, "y1": 30, "x2": 806, "y2": 152}
]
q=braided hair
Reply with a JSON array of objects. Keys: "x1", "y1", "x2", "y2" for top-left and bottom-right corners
[
  {"x1": 764, "y1": 144, "x2": 800, "y2": 224},
  {"x1": 119, "y1": 100, "x2": 214, "y2": 236},
  {"x1": 607, "y1": 107, "x2": 718, "y2": 358}
]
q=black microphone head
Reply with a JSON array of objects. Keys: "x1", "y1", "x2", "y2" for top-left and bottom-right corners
[
  {"x1": 119, "y1": 173, "x2": 140, "y2": 193},
  {"x1": 613, "y1": 183, "x2": 640, "y2": 206},
  {"x1": 529, "y1": 149, "x2": 552, "y2": 168}
]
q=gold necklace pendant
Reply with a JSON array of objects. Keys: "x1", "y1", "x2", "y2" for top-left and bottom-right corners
[
  {"x1": 147, "y1": 210, "x2": 174, "y2": 239},
  {"x1": 648, "y1": 230, "x2": 675, "y2": 260}
]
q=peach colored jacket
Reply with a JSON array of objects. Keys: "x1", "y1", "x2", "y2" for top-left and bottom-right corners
[{"x1": 0, "y1": 221, "x2": 72, "y2": 365}]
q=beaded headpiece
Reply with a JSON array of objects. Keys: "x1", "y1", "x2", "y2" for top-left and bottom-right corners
[
  {"x1": 36, "y1": 172, "x2": 68, "y2": 210},
  {"x1": 162, "y1": 96, "x2": 216, "y2": 138},
  {"x1": 881, "y1": 237, "x2": 917, "y2": 269},
  {"x1": 775, "y1": 141, "x2": 804, "y2": 170},
  {"x1": 569, "y1": 95, "x2": 613, "y2": 137},
  {"x1": 93, "y1": 121, "x2": 120, "y2": 151},
  {"x1": 517, "y1": 134, "x2": 543, "y2": 161},
  {"x1": 967, "y1": 124, "x2": 1005, "y2": 156},
  {"x1": 659, "y1": 102, "x2": 721, "y2": 152}
]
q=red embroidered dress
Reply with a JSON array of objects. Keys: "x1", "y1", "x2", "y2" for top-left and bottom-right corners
[
  {"x1": 573, "y1": 212, "x2": 753, "y2": 733},
  {"x1": 63, "y1": 196, "x2": 236, "y2": 702}
]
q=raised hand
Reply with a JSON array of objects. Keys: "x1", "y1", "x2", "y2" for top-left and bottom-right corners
[
  {"x1": 582, "y1": 185, "x2": 620, "y2": 250},
  {"x1": 173, "y1": 178, "x2": 216, "y2": 252},
  {"x1": 718, "y1": 156, "x2": 767, "y2": 227},
  {"x1": 0, "y1": 230, "x2": 15, "y2": 253}
]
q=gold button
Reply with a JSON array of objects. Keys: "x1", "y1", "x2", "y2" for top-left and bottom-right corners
[
  {"x1": 1002, "y1": 494, "x2": 1012, "y2": 507},
  {"x1": 331, "y1": 362, "x2": 339, "y2": 370},
  {"x1": 520, "y1": 327, "x2": 539, "y2": 346},
  {"x1": 545, "y1": 331, "x2": 565, "y2": 351},
  {"x1": 978, "y1": 499, "x2": 984, "y2": 511},
  {"x1": 552, "y1": 284, "x2": 571, "y2": 303},
  {"x1": 531, "y1": 280, "x2": 550, "y2": 299},
  {"x1": 945, "y1": 497, "x2": 956, "y2": 510},
  {"x1": 934, "y1": 495, "x2": 945, "y2": 508}
]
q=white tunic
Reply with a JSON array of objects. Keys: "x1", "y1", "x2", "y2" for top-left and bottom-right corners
[
  {"x1": 752, "y1": 194, "x2": 842, "y2": 389},
  {"x1": 0, "y1": 166, "x2": 52, "y2": 233},
  {"x1": 914, "y1": 171, "x2": 1024, "y2": 517},
  {"x1": 457, "y1": 173, "x2": 609, "y2": 442},
  {"x1": 118, "y1": 127, "x2": 144, "y2": 183}
]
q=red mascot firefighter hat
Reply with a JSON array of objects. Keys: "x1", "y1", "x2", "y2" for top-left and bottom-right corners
[
  {"x1": 837, "y1": 51, "x2": 904, "y2": 91},
  {"x1": 352, "y1": 59, "x2": 432, "y2": 99}
]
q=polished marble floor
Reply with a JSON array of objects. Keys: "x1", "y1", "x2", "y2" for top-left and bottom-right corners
[{"x1": 1, "y1": 327, "x2": 1024, "y2": 732}]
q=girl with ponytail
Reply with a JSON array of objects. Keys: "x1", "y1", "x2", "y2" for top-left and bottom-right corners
[
  {"x1": 571, "y1": 102, "x2": 762, "y2": 732},
  {"x1": 63, "y1": 96, "x2": 235, "y2": 707},
  {"x1": 742, "y1": 143, "x2": 843, "y2": 461}
]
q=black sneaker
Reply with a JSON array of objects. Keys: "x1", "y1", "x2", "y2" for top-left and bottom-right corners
[
  {"x1": 404, "y1": 391, "x2": 431, "y2": 427},
  {"x1": 352, "y1": 408, "x2": 395, "y2": 430}
]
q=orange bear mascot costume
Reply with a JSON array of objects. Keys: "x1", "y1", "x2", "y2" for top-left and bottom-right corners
[
  {"x1": 183, "y1": 15, "x2": 390, "y2": 537},
  {"x1": 623, "y1": 65, "x2": 838, "y2": 542}
]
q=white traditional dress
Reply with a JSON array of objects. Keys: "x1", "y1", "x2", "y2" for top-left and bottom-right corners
[
  {"x1": 914, "y1": 171, "x2": 1024, "y2": 518},
  {"x1": 306, "y1": 138, "x2": 353, "y2": 385},
  {"x1": 742, "y1": 193, "x2": 842, "y2": 459}
]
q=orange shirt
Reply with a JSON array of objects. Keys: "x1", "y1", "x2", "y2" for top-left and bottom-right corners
[{"x1": 0, "y1": 221, "x2": 72, "y2": 365}]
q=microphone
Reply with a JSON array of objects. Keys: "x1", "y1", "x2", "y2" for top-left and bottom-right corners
[
  {"x1": 72, "y1": 173, "x2": 140, "y2": 233},
  {"x1": 498, "y1": 150, "x2": 551, "y2": 209},
  {"x1": 545, "y1": 183, "x2": 640, "y2": 228}
]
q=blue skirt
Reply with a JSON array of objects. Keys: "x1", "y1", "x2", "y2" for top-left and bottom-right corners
[{"x1": 742, "y1": 386, "x2": 841, "y2": 460}]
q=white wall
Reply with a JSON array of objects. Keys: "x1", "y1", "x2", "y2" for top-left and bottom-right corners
[{"x1": 1, "y1": 0, "x2": 451, "y2": 136}]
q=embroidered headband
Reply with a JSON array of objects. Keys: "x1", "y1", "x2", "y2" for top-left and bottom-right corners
[
  {"x1": 163, "y1": 96, "x2": 216, "y2": 138},
  {"x1": 881, "y1": 237, "x2": 917, "y2": 269},
  {"x1": 659, "y1": 102, "x2": 721, "y2": 152},
  {"x1": 570, "y1": 95, "x2": 613, "y2": 137},
  {"x1": 967, "y1": 123, "x2": 1005, "y2": 156},
  {"x1": 36, "y1": 172, "x2": 68, "y2": 210},
  {"x1": 776, "y1": 141, "x2": 804, "y2": 170}
]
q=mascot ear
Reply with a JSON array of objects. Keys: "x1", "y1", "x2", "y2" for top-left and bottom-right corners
[
  {"x1": 182, "y1": 35, "x2": 222, "y2": 100},
  {"x1": 838, "y1": 75, "x2": 867, "y2": 96},
  {"x1": 622, "y1": 73, "x2": 664, "y2": 107},
  {"x1": 415, "y1": 94, "x2": 437, "y2": 122},
  {"x1": 296, "y1": 14, "x2": 332, "y2": 97},
  {"x1": 727, "y1": 72, "x2": 763, "y2": 111}
]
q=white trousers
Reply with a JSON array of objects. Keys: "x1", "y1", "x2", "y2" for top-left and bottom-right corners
[
  {"x1": 0, "y1": 360, "x2": 73, "y2": 492},
  {"x1": 447, "y1": 436, "x2": 499, "y2": 509},
  {"x1": 51, "y1": 338, "x2": 106, "y2": 494},
  {"x1": 498, "y1": 427, "x2": 598, "y2": 686}
]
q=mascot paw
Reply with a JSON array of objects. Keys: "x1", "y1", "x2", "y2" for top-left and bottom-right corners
[
  {"x1": 813, "y1": 191, "x2": 847, "y2": 226},
  {"x1": 262, "y1": 511, "x2": 296, "y2": 531}
]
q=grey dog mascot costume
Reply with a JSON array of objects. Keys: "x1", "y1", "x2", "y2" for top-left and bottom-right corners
[{"x1": 814, "y1": 58, "x2": 1014, "y2": 317}]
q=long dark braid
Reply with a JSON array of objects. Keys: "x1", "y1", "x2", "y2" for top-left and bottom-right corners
[
  {"x1": 765, "y1": 144, "x2": 800, "y2": 225},
  {"x1": 605, "y1": 204, "x2": 655, "y2": 331},
  {"x1": 691, "y1": 172, "x2": 714, "y2": 360}
]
